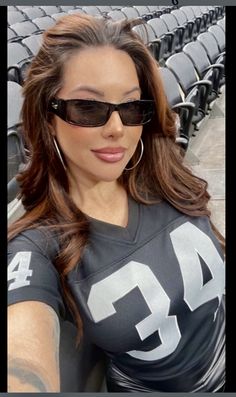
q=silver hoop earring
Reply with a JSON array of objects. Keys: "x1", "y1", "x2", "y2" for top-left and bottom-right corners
[
  {"x1": 125, "y1": 138, "x2": 144, "y2": 171},
  {"x1": 52, "y1": 137, "x2": 67, "y2": 171}
]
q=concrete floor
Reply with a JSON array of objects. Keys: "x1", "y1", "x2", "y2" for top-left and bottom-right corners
[{"x1": 184, "y1": 86, "x2": 225, "y2": 237}]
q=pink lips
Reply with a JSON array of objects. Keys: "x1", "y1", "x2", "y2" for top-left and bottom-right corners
[{"x1": 92, "y1": 147, "x2": 126, "y2": 163}]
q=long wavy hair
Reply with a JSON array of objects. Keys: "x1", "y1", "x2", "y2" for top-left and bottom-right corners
[{"x1": 8, "y1": 14, "x2": 224, "y2": 339}]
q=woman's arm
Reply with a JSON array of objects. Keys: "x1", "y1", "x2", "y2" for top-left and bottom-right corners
[{"x1": 8, "y1": 301, "x2": 60, "y2": 392}]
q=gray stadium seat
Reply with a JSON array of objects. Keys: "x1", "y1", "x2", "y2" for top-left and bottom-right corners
[
  {"x1": 82, "y1": 6, "x2": 101, "y2": 16},
  {"x1": 8, "y1": 27, "x2": 17, "y2": 41},
  {"x1": 160, "y1": 66, "x2": 195, "y2": 147},
  {"x1": 32, "y1": 16, "x2": 55, "y2": 31},
  {"x1": 22, "y1": 33, "x2": 43, "y2": 56},
  {"x1": 121, "y1": 7, "x2": 140, "y2": 20},
  {"x1": 208, "y1": 25, "x2": 225, "y2": 52},
  {"x1": 217, "y1": 17, "x2": 225, "y2": 32},
  {"x1": 8, "y1": 42, "x2": 32, "y2": 84},
  {"x1": 38, "y1": 6, "x2": 60, "y2": 16},
  {"x1": 107, "y1": 10, "x2": 126, "y2": 21},
  {"x1": 8, "y1": 10, "x2": 26, "y2": 25},
  {"x1": 132, "y1": 23, "x2": 161, "y2": 61},
  {"x1": 21, "y1": 7, "x2": 45, "y2": 20},
  {"x1": 148, "y1": 18, "x2": 175, "y2": 62},
  {"x1": 166, "y1": 52, "x2": 212, "y2": 130},
  {"x1": 52, "y1": 12, "x2": 68, "y2": 21},
  {"x1": 10, "y1": 20, "x2": 39, "y2": 38},
  {"x1": 197, "y1": 31, "x2": 225, "y2": 69},
  {"x1": 183, "y1": 41, "x2": 224, "y2": 98}
]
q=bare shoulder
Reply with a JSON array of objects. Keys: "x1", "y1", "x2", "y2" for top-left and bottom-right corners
[{"x1": 8, "y1": 301, "x2": 60, "y2": 392}]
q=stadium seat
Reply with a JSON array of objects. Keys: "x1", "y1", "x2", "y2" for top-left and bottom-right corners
[
  {"x1": 180, "y1": 6, "x2": 204, "y2": 36},
  {"x1": 107, "y1": 10, "x2": 126, "y2": 21},
  {"x1": 32, "y1": 16, "x2": 55, "y2": 31},
  {"x1": 52, "y1": 12, "x2": 68, "y2": 21},
  {"x1": 10, "y1": 20, "x2": 39, "y2": 39},
  {"x1": 133, "y1": 6, "x2": 153, "y2": 21},
  {"x1": 171, "y1": 9, "x2": 196, "y2": 43},
  {"x1": 7, "y1": 81, "x2": 26, "y2": 192},
  {"x1": 160, "y1": 66, "x2": 195, "y2": 147},
  {"x1": 147, "y1": 6, "x2": 163, "y2": 18},
  {"x1": 217, "y1": 17, "x2": 225, "y2": 32},
  {"x1": 183, "y1": 41, "x2": 224, "y2": 98},
  {"x1": 121, "y1": 7, "x2": 140, "y2": 20},
  {"x1": 197, "y1": 31, "x2": 225, "y2": 69},
  {"x1": 82, "y1": 6, "x2": 101, "y2": 16},
  {"x1": 166, "y1": 52, "x2": 212, "y2": 130},
  {"x1": 60, "y1": 6, "x2": 76, "y2": 13},
  {"x1": 38, "y1": 6, "x2": 60, "y2": 16},
  {"x1": 21, "y1": 7, "x2": 45, "y2": 20},
  {"x1": 96, "y1": 6, "x2": 112, "y2": 14},
  {"x1": 132, "y1": 23, "x2": 161, "y2": 62},
  {"x1": 147, "y1": 18, "x2": 175, "y2": 62},
  {"x1": 208, "y1": 25, "x2": 225, "y2": 52},
  {"x1": 8, "y1": 27, "x2": 17, "y2": 41},
  {"x1": 22, "y1": 33, "x2": 43, "y2": 56},
  {"x1": 8, "y1": 10, "x2": 26, "y2": 25},
  {"x1": 160, "y1": 13, "x2": 186, "y2": 52},
  {"x1": 8, "y1": 42, "x2": 32, "y2": 84},
  {"x1": 191, "y1": 6, "x2": 211, "y2": 30},
  {"x1": 68, "y1": 9, "x2": 86, "y2": 15}
]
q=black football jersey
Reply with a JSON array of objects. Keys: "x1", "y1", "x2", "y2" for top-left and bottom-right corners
[{"x1": 8, "y1": 198, "x2": 225, "y2": 392}]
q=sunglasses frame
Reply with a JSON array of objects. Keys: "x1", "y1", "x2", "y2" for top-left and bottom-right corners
[{"x1": 50, "y1": 97, "x2": 155, "y2": 127}]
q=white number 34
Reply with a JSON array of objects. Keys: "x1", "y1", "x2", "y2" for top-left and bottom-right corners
[{"x1": 87, "y1": 222, "x2": 225, "y2": 361}]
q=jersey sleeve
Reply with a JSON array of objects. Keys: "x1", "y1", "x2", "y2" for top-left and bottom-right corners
[{"x1": 8, "y1": 228, "x2": 65, "y2": 319}]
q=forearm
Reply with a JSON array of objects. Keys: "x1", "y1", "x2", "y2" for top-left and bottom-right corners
[
  {"x1": 8, "y1": 356, "x2": 60, "y2": 392},
  {"x1": 8, "y1": 302, "x2": 61, "y2": 392}
]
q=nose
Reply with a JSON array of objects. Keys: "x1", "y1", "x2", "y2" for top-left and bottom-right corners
[{"x1": 101, "y1": 110, "x2": 124, "y2": 139}]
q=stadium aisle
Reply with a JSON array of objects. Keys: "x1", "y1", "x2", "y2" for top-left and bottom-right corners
[{"x1": 185, "y1": 87, "x2": 225, "y2": 237}]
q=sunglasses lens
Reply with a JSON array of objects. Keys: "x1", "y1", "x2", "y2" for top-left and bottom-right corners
[
  {"x1": 120, "y1": 101, "x2": 154, "y2": 125},
  {"x1": 66, "y1": 100, "x2": 108, "y2": 126}
]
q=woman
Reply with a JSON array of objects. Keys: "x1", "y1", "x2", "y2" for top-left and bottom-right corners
[{"x1": 8, "y1": 14, "x2": 225, "y2": 392}]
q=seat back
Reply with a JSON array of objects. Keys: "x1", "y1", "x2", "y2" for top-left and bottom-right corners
[
  {"x1": 197, "y1": 31, "x2": 221, "y2": 63},
  {"x1": 32, "y1": 16, "x2": 55, "y2": 30},
  {"x1": 38, "y1": 6, "x2": 60, "y2": 16},
  {"x1": 147, "y1": 17, "x2": 168, "y2": 37},
  {"x1": 183, "y1": 41, "x2": 210, "y2": 77},
  {"x1": 22, "y1": 7, "x2": 45, "y2": 20},
  {"x1": 208, "y1": 25, "x2": 225, "y2": 52},
  {"x1": 8, "y1": 81, "x2": 24, "y2": 129},
  {"x1": 8, "y1": 10, "x2": 26, "y2": 25},
  {"x1": 82, "y1": 6, "x2": 101, "y2": 16},
  {"x1": 121, "y1": 7, "x2": 139, "y2": 19},
  {"x1": 10, "y1": 20, "x2": 39, "y2": 38},
  {"x1": 160, "y1": 67, "x2": 183, "y2": 105},
  {"x1": 166, "y1": 52, "x2": 197, "y2": 94},
  {"x1": 107, "y1": 10, "x2": 126, "y2": 21},
  {"x1": 22, "y1": 33, "x2": 43, "y2": 56}
]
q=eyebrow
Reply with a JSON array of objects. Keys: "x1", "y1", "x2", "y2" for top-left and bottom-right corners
[{"x1": 69, "y1": 85, "x2": 141, "y2": 97}]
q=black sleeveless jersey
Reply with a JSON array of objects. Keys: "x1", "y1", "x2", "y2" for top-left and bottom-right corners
[{"x1": 8, "y1": 198, "x2": 225, "y2": 392}]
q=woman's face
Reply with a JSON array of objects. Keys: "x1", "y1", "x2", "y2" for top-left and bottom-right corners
[{"x1": 52, "y1": 46, "x2": 143, "y2": 185}]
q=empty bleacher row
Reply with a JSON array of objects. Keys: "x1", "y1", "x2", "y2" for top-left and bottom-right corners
[{"x1": 7, "y1": 5, "x2": 226, "y2": 205}]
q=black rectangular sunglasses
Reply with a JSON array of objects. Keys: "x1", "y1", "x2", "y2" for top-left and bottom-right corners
[{"x1": 50, "y1": 98, "x2": 155, "y2": 127}]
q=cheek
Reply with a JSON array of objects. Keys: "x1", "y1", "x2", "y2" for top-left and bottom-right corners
[
  {"x1": 54, "y1": 119, "x2": 91, "y2": 148},
  {"x1": 130, "y1": 126, "x2": 143, "y2": 144}
]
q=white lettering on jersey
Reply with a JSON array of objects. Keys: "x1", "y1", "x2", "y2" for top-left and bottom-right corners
[
  {"x1": 88, "y1": 261, "x2": 181, "y2": 361},
  {"x1": 170, "y1": 222, "x2": 225, "y2": 313},
  {"x1": 8, "y1": 252, "x2": 33, "y2": 291},
  {"x1": 87, "y1": 222, "x2": 225, "y2": 361}
]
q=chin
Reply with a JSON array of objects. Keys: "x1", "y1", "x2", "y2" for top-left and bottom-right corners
[{"x1": 96, "y1": 169, "x2": 124, "y2": 183}]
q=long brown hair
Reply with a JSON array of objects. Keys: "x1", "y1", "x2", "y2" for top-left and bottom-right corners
[{"x1": 8, "y1": 14, "x2": 224, "y2": 338}]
